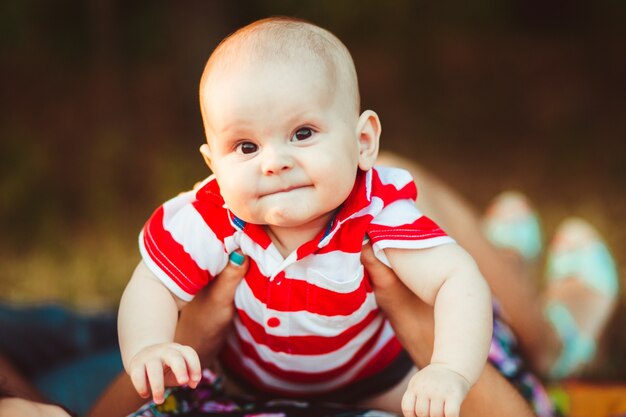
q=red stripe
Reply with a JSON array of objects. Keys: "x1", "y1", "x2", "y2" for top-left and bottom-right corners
[
  {"x1": 371, "y1": 168, "x2": 418, "y2": 206},
  {"x1": 191, "y1": 199, "x2": 235, "y2": 243},
  {"x1": 219, "y1": 332, "x2": 404, "y2": 396},
  {"x1": 244, "y1": 262, "x2": 370, "y2": 315},
  {"x1": 369, "y1": 232, "x2": 448, "y2": 242},
  {"x1": 243, "y1": 223, "x2": 273, "y2": 249},
  {"x1": 238, "y1": 308, "x2": 379, "y2": 355},
  {"x1": 229, "y1": 318, "x2": 387, "y2": 383},
  {"x1": 295, "y1": 216, "x2": 347, "y2": 259},
  {"x1": 318, "y1": 167, "x2": 419, "y2": 256},
  {"x1": 317, "y1": 216, "x2": 373, "y2": 254},
  {"x1": 368, "y1": 215, "x2": 448, "y2": 243},
  {"x1": 142, "y1": 207, "x2": 211, "y2": 295},
  {"x1": 296, "y1": 237, "x2": 323, "y2": 260}
]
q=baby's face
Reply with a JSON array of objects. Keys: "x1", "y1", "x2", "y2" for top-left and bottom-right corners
[{"x1": 200, "y1": 59, "x2": 361, "y2": 230}]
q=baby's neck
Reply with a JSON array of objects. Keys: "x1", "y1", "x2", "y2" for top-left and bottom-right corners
[{"x1": 265, "y1": 213, "x2": 334, "y2": 257}]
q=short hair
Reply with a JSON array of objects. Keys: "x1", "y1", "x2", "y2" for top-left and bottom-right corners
[{"x1": 199, "y1": 17, "x2": 360, "y2": 122}]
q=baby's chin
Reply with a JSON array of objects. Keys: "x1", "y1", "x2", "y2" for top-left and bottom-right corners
[
  {"x1": 227, "y1": 209, "x2": 303, "y2": 227},
  {"x1": 263, "y1": 208, "x2": 311, "y2": 227}
]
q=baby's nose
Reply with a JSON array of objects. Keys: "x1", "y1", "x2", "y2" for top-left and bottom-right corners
[{"x1": 261, "y1": 147, "x2": 294, "y2": 175}]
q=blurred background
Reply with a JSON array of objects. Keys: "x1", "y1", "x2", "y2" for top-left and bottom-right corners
[{"x1": 1, "y1": 1, "x2": 624, "y2": 377}]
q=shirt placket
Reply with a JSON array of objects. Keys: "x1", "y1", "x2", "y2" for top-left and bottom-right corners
[{"x1": 264, "y1": 253, "x2": 297, "y2": 350}]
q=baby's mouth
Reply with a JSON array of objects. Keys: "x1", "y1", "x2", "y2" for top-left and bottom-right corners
[{"x1": 262, "y1": 185, "x2": 309, "y2": 197}]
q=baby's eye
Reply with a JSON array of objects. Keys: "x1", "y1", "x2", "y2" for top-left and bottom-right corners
[
  {"x1": 236, "y1": 141, "x2": 258, "y2": 155},
  {"x1": 291, "y1": 127, "x2": 313, "y2": 142}
]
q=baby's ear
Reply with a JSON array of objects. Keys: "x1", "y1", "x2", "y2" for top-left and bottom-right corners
[
  {"x1": 356, "y1": 110, "x2": 381, "y2": 171},
  {"x1": 199, "y1": 144, "x2": 213, "y2": 171}
]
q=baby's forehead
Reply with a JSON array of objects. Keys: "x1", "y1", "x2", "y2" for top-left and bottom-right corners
[
  {"x1": 211, "y1": 31, "x2": 339, "y2": 81},
  {"x1": 204, "y1": 56, "x2": 339, "y2": 124},
  {"x1": 214, "y1": 52, "x2": 333, "y2": 86},
  {"x1": 200, "y1": 19, "x2": 360, "y2": 118}
]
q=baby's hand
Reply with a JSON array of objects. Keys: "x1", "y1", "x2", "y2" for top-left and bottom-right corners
[
  {"x1": 401, "y1": 363, "x2": 470, "y2": 417},
  {"x1": 129, "y1": 343, "x2": 202, "y2": 404}
]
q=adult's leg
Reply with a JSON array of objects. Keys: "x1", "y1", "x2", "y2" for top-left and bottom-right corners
[
  {"x1": 86, "y1": 373, "x2": 140, "y2": 417},
  {"x1": 0, "y1": 303, "x2": 121, "y2": 415},
  {"x1": 376, "y1": 151, "x2": 560, "y2": 375},
  {"x1": 87, "y1": 254, "x2": 248, "y2": 417},
  {"x1": 361, "y1": 243, "x2": 540, "y2": 417},
  {"x1": 0, "y1": 354, "x2": 44, "y2": 402},
  {"x1": 0, "y1": 397, "x2": 71, "y2": 417}
]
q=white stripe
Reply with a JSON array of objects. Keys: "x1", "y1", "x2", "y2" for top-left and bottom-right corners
[
  {"x1": 163, "y1": 203, "x2": 228, "y2": 277},
  {"x1": 234, "y1": 281, "x2": 378, "y2": 337},
  {"x1": 374, "y1": 166, "x2": 414, "y2": 189},
  {"x1": 227, "y1": 321, "x2": 396, "y2": 393},
  {"x1": 372, "y1": 237, "x2": 456, "y2": 267},
  {"x1": 284, "y1": 251, "x2": 363, "y2": 289},
  {"x1": 237, "y1": 233, "x2": 285, "y2": 277},
  {"x1": 232, "y1": 313, "x2": 385, "y2": 372},
  {"x1": 370, "y1": 199, "x2": 423, "y2": 227}
]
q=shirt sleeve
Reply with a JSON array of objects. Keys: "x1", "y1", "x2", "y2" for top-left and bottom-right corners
[
  {"x1": 139, "y1": 190, "x2": 230, "y2": 301},
  {"x1": 367, "y1": 167, "x2": 455, "y2": 267}
]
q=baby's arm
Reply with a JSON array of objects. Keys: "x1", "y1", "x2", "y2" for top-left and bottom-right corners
[
  {"x1": 118, "y1": 261, "x2": 201, "y2": 404},
  {"x1": 385, "y1": 244, "x2": 492, "y2": 417}
]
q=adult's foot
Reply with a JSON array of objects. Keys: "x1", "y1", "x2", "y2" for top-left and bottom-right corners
[
  {"x1": 543, "y1": 217, "x2": 619, "y2": 379},
  {"x1": 483, "y1": 191, "x2": 543, "y2": 262}
]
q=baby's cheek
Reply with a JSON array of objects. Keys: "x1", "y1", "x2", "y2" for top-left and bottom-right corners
[{"x1": 221, "y1": 189, "x2": 252, "y2": 219}]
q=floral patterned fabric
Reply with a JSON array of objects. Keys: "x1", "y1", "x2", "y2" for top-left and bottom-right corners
[
  {"x1": 488, "y1": 302, "x2": 559, "y2": 417},
  {"x1": 129, "y1": 369, "x2": 396, "y2": 417}
]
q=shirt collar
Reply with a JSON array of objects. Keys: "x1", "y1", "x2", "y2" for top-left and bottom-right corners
[
  {"x1": 195, "y1": 169, "x2": 373, "y2": 250},
  {"x1": 317, "y1": 169, "x2": 372, "y2": 248}
]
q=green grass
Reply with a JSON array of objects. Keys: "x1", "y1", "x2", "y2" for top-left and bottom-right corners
[{"x1": 1, "y1": 229, "x2": 138, "y2": 310}]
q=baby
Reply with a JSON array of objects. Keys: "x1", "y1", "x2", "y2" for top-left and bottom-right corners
[{"x1": 118, "y1": 17, "x2": 492, "y2": 417}]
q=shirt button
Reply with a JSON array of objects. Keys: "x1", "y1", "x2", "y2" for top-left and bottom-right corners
[{"x1": 267, "y1": 317, "x2": 281, "y2": 327}]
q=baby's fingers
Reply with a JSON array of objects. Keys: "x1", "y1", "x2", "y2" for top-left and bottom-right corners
[
  {"x1": 179, "y1": 345, "x2": 201, "y2": 388},
  {"x1": 146, "y1": 359, "x2": 166, "y2": 404},
  {"x1": 401, "y1": 390, "x2": 417, "y2": 417},
  {"x1": 428, "y1": 398, "x2": 444, "y2": 417},
  {"x1": 164, "y1": 345, "x2": 201, "y2": 388},
  {"x1": 414, "y1": 396, "x2": 430, "y2": 417},
  {"x1": 129, "y1": 364, "x2": 151, "y2": 399},
  {"x1": 444, "y1": 396, "x2": 462, "y2": 417}
]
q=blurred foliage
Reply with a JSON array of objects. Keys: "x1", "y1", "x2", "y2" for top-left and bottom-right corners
[{"x1": 0, "y1": 0, "x2": 625, "y2": 376}]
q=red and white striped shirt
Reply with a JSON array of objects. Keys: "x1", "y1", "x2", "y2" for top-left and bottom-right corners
[{"x1": 139, "y1": 166, "x2": 454, "y2": 396}]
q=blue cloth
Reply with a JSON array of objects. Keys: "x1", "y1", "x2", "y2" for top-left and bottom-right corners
[{"x1": 0, "y1": 303, "x2": 123, "y2": 416}]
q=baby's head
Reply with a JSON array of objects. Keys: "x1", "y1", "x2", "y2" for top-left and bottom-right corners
[
  {"x1": 198, "y1": 17, "x2": 381, "y2": 228},
  {"x1": 200, "y1": 17, "x2": 361, "y2": 124}
]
